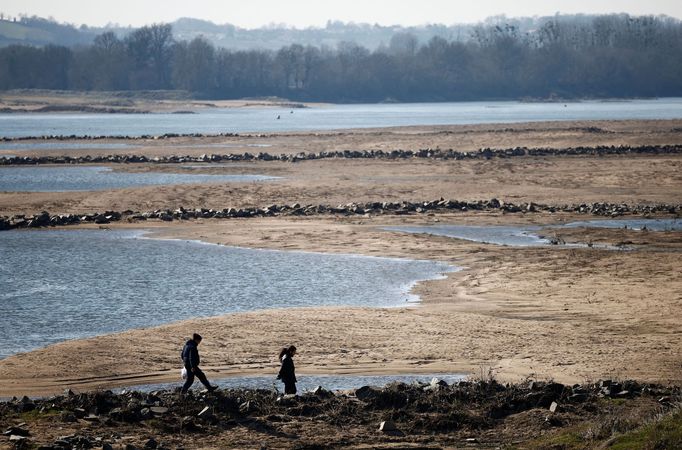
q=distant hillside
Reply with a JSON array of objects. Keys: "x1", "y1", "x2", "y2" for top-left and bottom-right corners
[
  {"x1": 0, "y1": 14, "x2": 482, "y2": 50},
  {"x1": 0, "y1": 16, "x2": 98, "y2": 47},
  {"x1": 170, "y1": 17, "x2": 477, "y2": 50},
  {"x1": 4, "y1": 13, "x2": 680, "y2": 52}
]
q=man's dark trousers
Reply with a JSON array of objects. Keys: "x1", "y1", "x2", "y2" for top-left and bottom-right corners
[{"x1": 182, "y1": 366, "x2": 212, "y2": 393}]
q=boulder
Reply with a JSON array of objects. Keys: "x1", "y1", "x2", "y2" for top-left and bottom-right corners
[
  {"x1": 312, "y1": 386, "x2": 334, "y2": 398},
  {"x1": 149, "y1": 406, "x2": 168, "y2": 416},
  {"x1": 197, "y1": 406, "x2": 212, "y2": 419},
  {"x1": 378, "y1": 420, "x2": 404, "y2": 436},
  {"x1": 3, "y1": 426, "x2": 29, "y2": 437},
  {"x1": 355, "y1": 386, "x2": 381, "y2": 401}
]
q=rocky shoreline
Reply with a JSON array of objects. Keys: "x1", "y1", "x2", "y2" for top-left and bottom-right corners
[
  {"x1": 2, "y1": 144, "x2": 682, "y2": 165},
  {"x1": 1, "y1": 199, "x2": 680, "y2": 231},
  {"x1": 2, "y1": 378, "x2": 679, "y2": 449}
]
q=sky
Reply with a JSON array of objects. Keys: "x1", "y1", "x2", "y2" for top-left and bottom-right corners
[{"x1": 2, "y1": 0, "x2": 681, "y2": 28}]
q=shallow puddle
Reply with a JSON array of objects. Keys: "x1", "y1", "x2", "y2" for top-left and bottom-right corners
[{"x1": 385, "y1": 218, "x2": 681, "y2": 248}]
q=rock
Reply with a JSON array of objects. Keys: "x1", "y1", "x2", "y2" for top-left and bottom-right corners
[
  {"x1": 60, "y1": 411, "x2": 78, "y2": 423},
  {"x1": 312, "y1": 386, "x2": 334, "y2": 398},
  {"x1": 568, "y1": 393, "x2": 589, "y2": 403},
  {"x1": 149, "y1": 406, "x2": 168, "y2": 416},
  {"x1": 425, "y1": 377, "x2": 449, "y2": 391},
  {"x1": 276, "y1": 394, "x2": 297, "y2": 406},
  {"x1": 378, "y1": 420, "x2": 404, "y2": 436},
  {"x1": 549, "y1": 402, "x2": 559, "y2": 413},
  {"x1": 3, "y1": 426, "x2": 29, "y2": 437},
  {"x1": 180, "y1": 416, "x2": 199, "y2": 431},
  {"x1": 239, "y1": 401, "x2": 255, "y2": 414},
  {"x1": 355, "y1": 386, "x2": 381, "y2": 401},
  {"x1": 197, "y1": 406, "x2": 212, "y2": 418},
  {"x1": 379, "y1": 420, "x2": 397, "y2": 432},
  {"x1": 139, "y1": 407, "x2": 153, "y2": 420},
  {"x1": 144, "y1": 437, "x2": 158, "y2": 449}
]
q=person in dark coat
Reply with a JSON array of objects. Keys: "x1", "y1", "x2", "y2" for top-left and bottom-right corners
[
  {"x1": 277, "y1": 345, "x2": 297, "y2": 394},
  {"x1": 181, "y1": 333, "x2": 217, "y2": 394}
]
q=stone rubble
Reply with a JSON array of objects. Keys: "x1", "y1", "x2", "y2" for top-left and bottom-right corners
[
  {"x1": 1, "y1": 144, "x2": 681, "y2": 166},
  {"x1": 1, "y1": 199, "x2": 679, "y2": 232},
  {"x1": 0, "y1": 379, "x2": 678, "y2": 449}
]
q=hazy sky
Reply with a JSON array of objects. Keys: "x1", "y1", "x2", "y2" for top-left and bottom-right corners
[{"x1": 3, "y1": 0, "x2": 681, "y2": 28}]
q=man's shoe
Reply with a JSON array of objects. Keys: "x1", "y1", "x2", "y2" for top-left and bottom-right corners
[{"x1": 207, "y1": 385, "x2": 218, "y2": 392}]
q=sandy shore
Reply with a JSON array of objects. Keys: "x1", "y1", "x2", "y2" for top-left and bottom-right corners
[
  {"x1": 0, "y1": 120, "x2": 680, "y2": 398},
  {"x1": 0, "y1": 213, "x2": 680, "y2": 397},
  {"x1": 0, "y1": 89, "x2": 315, "y2": 114}
]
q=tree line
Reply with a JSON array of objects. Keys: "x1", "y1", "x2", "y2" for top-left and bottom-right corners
[{"x1": 0, "y1": 14, "x2": 681, "y2": 102}]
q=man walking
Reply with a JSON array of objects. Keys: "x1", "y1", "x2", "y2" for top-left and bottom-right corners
[{"x1": 181, "y1": 333, "x2": 217, "y2": 394}]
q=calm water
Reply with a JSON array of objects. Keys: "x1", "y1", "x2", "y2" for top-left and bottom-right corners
[
  {"x1": 0, "y1": 142, "x2": 272, "y2": 151},
  {"x1": 0, "y1": 230, "x2": 453, "y2": 358},
  {"x1": 0, "y1": 166, "x2": 277, "y2": 192},
  {"x1": 385, "y1": 218, "x2": 682, "y2": 247},
  {"x1": 127, "y1": 373, "x2": 467, "y2": 394},
  {"x1": 1, "y1": 99, "x2": 681, "y2": 138},
  {"x1": 0, "y1": 142, "x2": 137, "y2": 150}
]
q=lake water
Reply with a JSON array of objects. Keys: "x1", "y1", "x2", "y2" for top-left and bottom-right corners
[
  {"x1": 0, "y1": 142, "x2": 273, "y2": 151},
  {"x1": 0, "y1": 229, "x2": 454, "y2": 359},
  {"x1": 0, "y1": 166, "x2": 277, "y2": 192},
  {"x1": 1, "y1": 98, "x2": 681, "y2": 138},
  {"x1": 385, "y1": 218, "x2": 682, "y2": 247}
]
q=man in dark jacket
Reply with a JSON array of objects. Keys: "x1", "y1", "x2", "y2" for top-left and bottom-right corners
[{"x1": 181, "y1": 333, "x2": 217, "y2": 394}]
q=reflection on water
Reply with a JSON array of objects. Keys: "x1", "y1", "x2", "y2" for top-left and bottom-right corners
[
  {"x1": 1, "y1": 98, "x2": 681, "y2": 138},
  {"x1": 0, "y1": 165, "x2": 278, "y2": 192},
  {"x1": 0, "y1": 230, "x2": 454, "y2": 358},
  {"x1": 385, "y1": 218, "x2": 681, "y2": 247},
  {"x1": 127, "y1": 373, "x2": 467, "y2": 394}
]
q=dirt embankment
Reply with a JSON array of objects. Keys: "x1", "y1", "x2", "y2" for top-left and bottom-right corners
[{"x1": 1, "y1": 377, "x2": 679, "y2": 449}]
